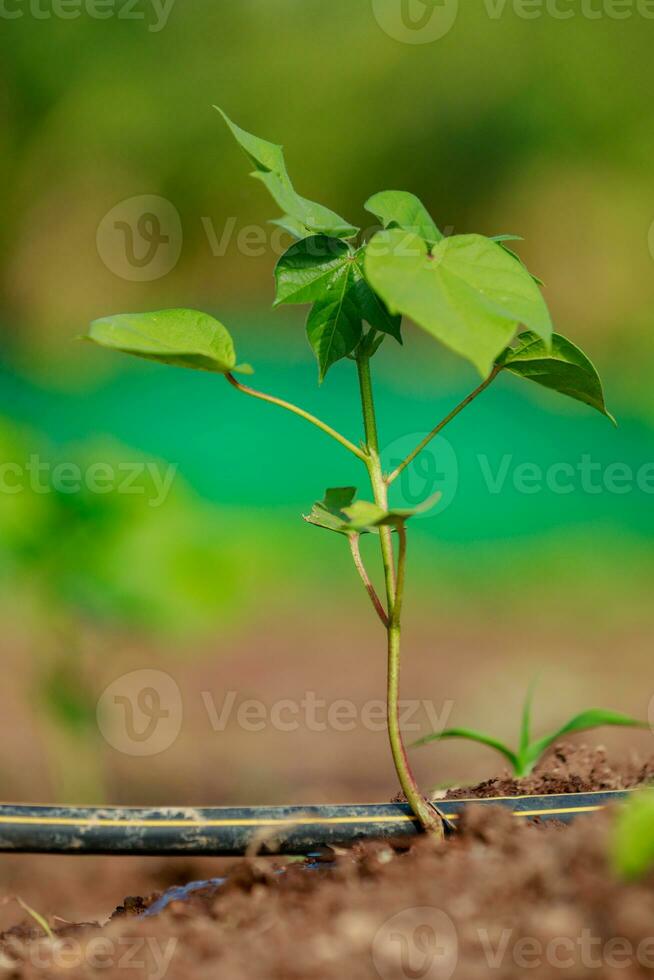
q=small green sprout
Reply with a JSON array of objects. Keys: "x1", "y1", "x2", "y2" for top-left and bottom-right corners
[
  {"x1": 0, "y1": 897, "x2": 54, "y2": 940},
  {"x1": 413, "y1": 682, "x2": 646, "y2": 778},
  {"x1": 612, "y1": 789, "x2": 654, "y2": 880},
  {"x1": 83, "y1": 108, "x2": 616, "y2": 841}
]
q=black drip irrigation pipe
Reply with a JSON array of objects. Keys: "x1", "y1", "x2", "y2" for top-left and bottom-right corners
[{"x1": 0, "y1": 791, "x2": 629, "y2": 856}]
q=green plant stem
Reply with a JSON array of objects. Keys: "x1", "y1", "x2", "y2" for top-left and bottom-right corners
[
  {"x1": 386, "y1": 366, "x2": 501, "y2": 485},
  {"x1": 225, "y1": 373, "x2": 366, "y2": 461},
  {"x1": 356, "y1": 353, "x2": 396, "y2": 601},
  {"x1": 355, "y1": 351, "x2": 444, "y2": 842},
  {"x1": 392, "y1": 524, "x2": 407, "y2": 628},
  {"x1": 348, "y1": 534, "x2": 389, "y2": 628}
]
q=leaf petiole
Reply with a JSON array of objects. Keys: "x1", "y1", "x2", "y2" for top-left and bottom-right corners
[
  {"x1": 348, "y1": 534, "x2": 389, "y2": 628},
  {"x1": 224, "y1": 372, "x2": 367, "y2": 461},
  {"x1": 386, "y1": 365, "x2": 502, "y2": 486}
]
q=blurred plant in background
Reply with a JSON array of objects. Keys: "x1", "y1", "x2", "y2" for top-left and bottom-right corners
[{"x1": 0, "y1": 418, "x2": 274, "y2": 800}]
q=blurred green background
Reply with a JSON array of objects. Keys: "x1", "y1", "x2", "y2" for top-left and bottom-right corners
[{"x1": 0, "y1": 0, "x2": 652, "y2": 808}]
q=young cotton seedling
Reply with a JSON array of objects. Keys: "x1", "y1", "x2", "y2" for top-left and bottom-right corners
[
  {"x1": 413, "y1": 683, "x2": 646, "y2": 778},
  {"x1": 84, "y1": 109, "x2": 615, "y2": 841}
]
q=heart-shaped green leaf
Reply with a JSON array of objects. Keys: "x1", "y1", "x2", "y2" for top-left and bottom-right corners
[
  {"x1": 216, "y1": 108, "x2": 358, "y2": 240},
  {"x1": 365, "y1": 190, "x2": 443, "y2": 246},
  {"x1": 365, "y1": 230, "x2": 553, "y2": 377},
  {"x1": 85, "y1": 310, "x2": 241, "y2": 374},
  {"x1": 499, "y1": 332, "x2": 615, "y2": 423}
]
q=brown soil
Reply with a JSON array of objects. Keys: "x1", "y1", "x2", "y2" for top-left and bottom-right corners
[
  {"x1": 1, "y1": 745, "x2": 653, "y2": 979},
  {"x1": 441, "y1": 742, "x2": 654, "y2": 799}
]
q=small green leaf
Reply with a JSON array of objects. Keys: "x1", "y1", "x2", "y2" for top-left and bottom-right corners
[
  {"x1": 304, "y1": 489, "x2": 440, "y2": 535},
  {"x1": 365, "y1": 230, "x2": 552, "y2": 378},
  {"x1": 275, "y1": 237, "x2": 401, "y2": 351},
  {"x1": 274, "y1": 236, "x2": 362, "y2": 380},
  {"x1": 216, "y1": 107, "x2": 358, "y2": 239},
  {"x1": 324, "y1": 486, "x2": 357, "y2": 511},
  {"x1": 85, "y1": 310, "x2": 238, "y2": 374},
  {"x1": 372, "y1": 491, "x2": 442, "y2": 526},
  {"x1": 612, "y1": 790, "x2": 654, "y2": 880},
  {"x1": 499, "y1": 332, "x2": 616, "y2": 423},
  {"x1": 365, "y1": 190, "x2": 443, "y2": 246},
  {"x1": 342, "y1": 500, "x2": 388, "y2": 530},
  {"x1": 411, "y1": 727, "x2": 519, "y2": 771},
  {"x1": 274, "y1": 236, "x2": 353, "y2": 307},
  {"x1": 524, "y1": 709, "x2": 647, "y2": 770},
  {"x1": 304, "y1": 487, "x2": 359, "y2": 536},
  {"x1": 306, "y1": 278, "x2": 363, "y2": 382},
  {"x1": 303, "y1": 505, "x2": 352, "y2": 535}
]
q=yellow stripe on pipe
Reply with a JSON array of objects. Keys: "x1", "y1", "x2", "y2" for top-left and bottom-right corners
[
  {"x1": 0, "y1": 804, "x2": 607, "y2": 831},
  {"x1": 0, "y1": 815, "x2": 415, "y2": 829}
]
